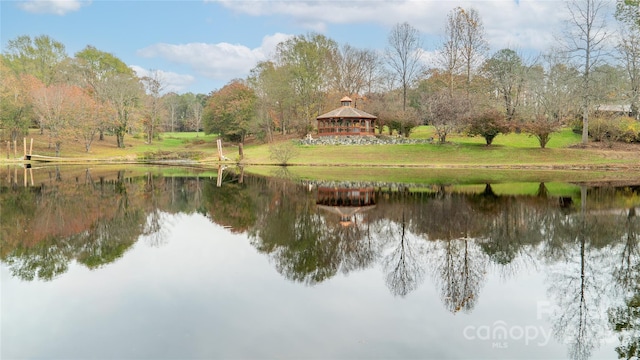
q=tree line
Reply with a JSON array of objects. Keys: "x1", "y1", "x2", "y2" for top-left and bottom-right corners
[
  {"x1": 1, "y1": 0, "x2": 639, "y2": 154},
  {"x1": 0, "y1": 40, "x2": 207, "y2": 155}
]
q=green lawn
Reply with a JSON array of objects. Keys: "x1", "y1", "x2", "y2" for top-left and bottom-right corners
[
  {"x1": 240, "y1": 126, "x2": 630, "y2": 168},
  {"x1": 245, "y1": 165, "x2": 639, "y2": 184},
  {"x1": 411, "y1": 126, "x2": 581, "y2": 148},
  {"x1": 8, "y1": 127, "x2": 640, "y2": 174}
]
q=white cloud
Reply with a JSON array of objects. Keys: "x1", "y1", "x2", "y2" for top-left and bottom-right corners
[
  {"x1": 136, "y1": 33, "x2": 293, "y2": 86},
  {"x1": 217, "y1": 0, "x2": 579, "y2": 53},
  {"x1": 130, "y1": 66, "x2": 196, "y2": 94},
  {"x1": 17, "y1": 0, "x2": 89, "y2": 15}
]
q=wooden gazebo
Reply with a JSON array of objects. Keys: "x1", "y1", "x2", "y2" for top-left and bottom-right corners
[{"x1": 316, "y1": 97, "x2": 376, "y2": 136}]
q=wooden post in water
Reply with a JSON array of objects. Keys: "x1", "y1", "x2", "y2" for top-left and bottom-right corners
[
  {"x1": 217, "y1": 165, "x2": 223, "y2": 187},
  {"x1": 23, "y1": 137, "x2": 26, "y2": 159},
  {"x1": 217, "y1": 139, "x2": 223, "y2": 161},
  {"x1": 29, "y1": 138, "x2": 33, "y2": 158}
]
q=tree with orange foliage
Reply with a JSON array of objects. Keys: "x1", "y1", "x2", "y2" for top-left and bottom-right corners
[
  {"x1": 30, "y1": 82, "x2": 67, "y2": 155},
  {"x1": 203, "y1": 80, "x2": 256, "y2": 143},
  {"x1": 522, "y1": 114, "x2": 563, "y2": 149},
  {"x1": 67, "y1": 86, "x2": 113, "y2": 152},
  {"x1": 466, "y1": 108, "x2": 511, "y2": 145}
]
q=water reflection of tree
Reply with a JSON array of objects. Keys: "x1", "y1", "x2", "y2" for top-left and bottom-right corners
[
  {"x1": 251, "y1": 181, "x2": 380, "y2": 285},
  {"x1": 142, "y1": 173, "x2": 168, "y2": 247},
  {"x1": 547, "y1": 187, "x2": 624, "y2": 360},
  {"x1": 478, "y1": 184, "x2": 555, "y2": 279},
  {"x1": 203, "y1": 180, "x2": 256, "y2": 233},
  {"x1": 2, "y1": 170, "x2": 187, "y2": 279},
  {"x1": 249, "y1": 182, "x2": 335, "y2": 284},
  {"x1": 3, "y1": 238, "x2": 72, "y2": 281},
  {"x1": 381, "y1": 211, "x2": 426, "y2": 297},
  {"x1": 0, "y1": 186, "x2": 39, "y2": 258},
  {"x1": 414, "y1": 185, "x2": 488, "y2": 313},
  {"x1": 481, "y1": 200, "x2": 541, "y2": 264},
  {"x1": 333, "y1": 215, "x2": 378, "y2": 274},
  {"x1": 4, "y1": 165, "x2": 640, "y2": 340},
  {"x1": 2, "y1": 170, "x2": 145, "y2": 279},
  {"x1": 431, "y1": 238, "x2": 487, "y2": 313},
  {"x1": 609, "y1": 206, "x2": 640, "y2": 359},
  {"x1": 1, "y1": 169, "x2": 221, "y2": 280},
  {"x1": 77, "y1": 171, "x2": 145, "y2": 269}
]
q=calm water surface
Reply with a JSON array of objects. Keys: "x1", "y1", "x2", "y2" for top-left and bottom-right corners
[{"x1": 2, "y1": 166, "x2": 639, "y2": 359}]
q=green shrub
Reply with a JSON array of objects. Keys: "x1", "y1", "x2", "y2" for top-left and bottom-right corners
[
  {"x1": 617, "y1": 116, "x2": 640, "y2": 143},
  {"x1": 589, "y1": 117, "x2": 614, "y2": 142},
  {"x1": 590, "y1": 116, "x2": 640, "y2": 145},
  {"x1": 138, "y1": 150, "x2": 204, "y2": 161}
]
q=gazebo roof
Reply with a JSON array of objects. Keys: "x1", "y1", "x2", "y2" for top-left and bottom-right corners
[
  {"x1": 316, "y1": 204, "x2": 376, "y2": 226},
  {"x1": 317, "y1": 97, "x2": 377, "y2": 120}
]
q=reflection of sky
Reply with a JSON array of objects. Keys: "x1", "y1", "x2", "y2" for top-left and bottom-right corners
[{"x1": 1, "y1": 213, "x2": 617, "y2": 359}]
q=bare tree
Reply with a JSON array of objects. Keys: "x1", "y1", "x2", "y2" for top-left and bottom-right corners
[
  {"x1": 563, "y1": 0, "x2": 611, "y2": 144},
  {"x1": 458, "y1": 7, "x2": 489, "y2": 94},
  {"x1": 616, "y1": 3, "x2": 640, "y2": 119},
  {"x1": 189, "y1": 95, "x2": 205, "y2": 135},
  {"x1": 438, "y1": 8, "x2": 464, "y2": 96},
  {"x1": 269, "y1": 141, "x2": 300, "y2": 166},
  {"x1": 335, "y1": 44, "x2": 381, "y2": 96},
  {"x1": 367, "y1": 91, "x2": 420, "y2": 137},
  {"x1": 385, "y1": 22, "x2": 424, "y2": 111},
  {"x1": 424, "y1": 90, "x2": 471, "y2": 144},
  {"x1": 163, "y1": 92, "x2": 180, "y2": 132},
  {"x1": 140, "y1": 69, "x2": 165, "y2": 144},
  {"x1": 363, "y1": 50, "x2": 385, "y2": 95},
  {"x1": 529, "y1": 51, "x2": 581, "y2": 123}
]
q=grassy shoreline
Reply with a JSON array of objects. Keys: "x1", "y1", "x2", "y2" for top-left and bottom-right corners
[{"x1": 2, "y1": 127, "x2": 639, "y2": 175}]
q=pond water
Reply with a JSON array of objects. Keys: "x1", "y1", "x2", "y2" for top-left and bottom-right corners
[{"x1": 2, "y1": 166, "x2": 640, "y2": 359}]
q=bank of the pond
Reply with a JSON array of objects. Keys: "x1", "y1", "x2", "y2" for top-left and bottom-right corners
[
  {"x1": 238, "y1": 143, "x2": 640, "y2": 170},
  {"x1": 240, "y1": 165, "x2": 640, "y2": 184},
  {"x1": 3, "y1": 128, "x2": 639, "y2": 172}
]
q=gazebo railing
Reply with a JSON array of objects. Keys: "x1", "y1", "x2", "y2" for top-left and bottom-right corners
[
  {"x1": 318, "y1": 126, "x2": 373, "y2": 134},
  {"x1": 317, "y1": 122, "x2": 375, "y2": 136}
]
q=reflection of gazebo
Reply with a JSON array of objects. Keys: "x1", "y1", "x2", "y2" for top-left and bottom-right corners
[
  {"x1": 316, "y1": 97, "x2": 377, "y2": 136},
  {"x1": 316, "y1": 186, "x2": 376, "y2": 226}
]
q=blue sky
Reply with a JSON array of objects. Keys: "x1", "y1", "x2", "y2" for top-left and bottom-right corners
[{"x1": 0, "y1": 0, "x2": 618, "y2": 95}]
